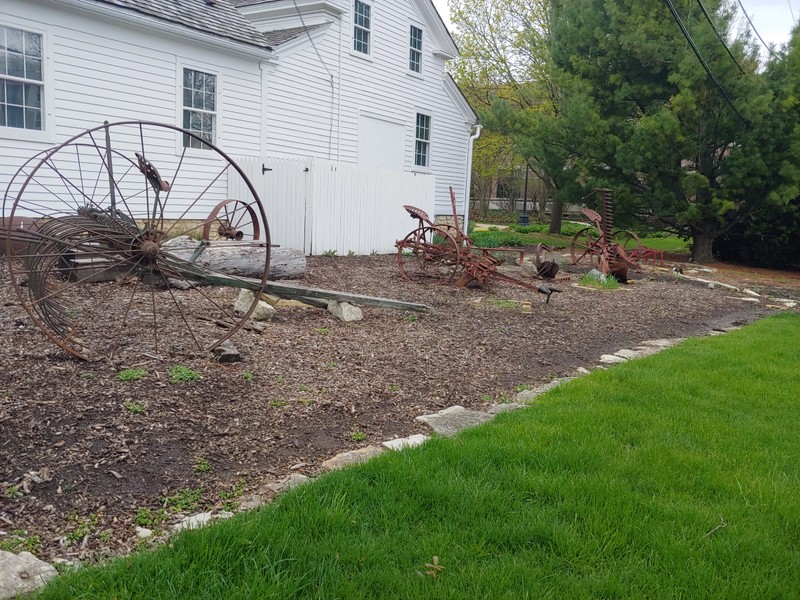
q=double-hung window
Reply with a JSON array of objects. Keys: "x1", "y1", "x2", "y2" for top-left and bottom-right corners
[
  {"x1": 1, "y1": 25, "x2": 43, "y2": 130},
  {"x1": 353, "y1": 1, "x2": 371, "y2": 55},
  {"x1": 414, "y1": 113, "x2": 431, "y2": 167},
  {"x1": 182, "y1": 68, "x2": 216, "y2": 149},
  {"x1": 409, "y1": 26, "x2": 423, "y2": 73}
]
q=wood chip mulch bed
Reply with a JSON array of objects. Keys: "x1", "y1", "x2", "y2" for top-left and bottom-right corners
[{"x1": 0, "y1": 252, "x2": 786, "y2": 562}]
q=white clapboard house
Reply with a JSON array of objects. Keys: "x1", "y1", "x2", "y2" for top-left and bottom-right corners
[{"x1": 0, "y1": 0, "x2": 478, "y2": 254}]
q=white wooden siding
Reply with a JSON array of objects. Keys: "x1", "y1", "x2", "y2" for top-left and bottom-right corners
[
  {"x1": 232, "y1": 155, "x2": 435, "y2": 255},
  {"x1": 1, "y1": 0, "x2": 264, "y2": 215},
  {"x1": 260, "y1": 0, "x2": 475, "y2": 219}
]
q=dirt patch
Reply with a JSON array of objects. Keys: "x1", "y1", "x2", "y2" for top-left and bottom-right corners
[{"x1": 0, "y1": 253, "x2": 796, "y2": 562}]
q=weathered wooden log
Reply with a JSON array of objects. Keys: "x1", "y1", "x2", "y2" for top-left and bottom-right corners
[
  {"x1": 158, "y1": 253, "x2": 433, "y2": 313},
  {"x1": 162, "y1": 236, "x2": 305, "y2": 279}
]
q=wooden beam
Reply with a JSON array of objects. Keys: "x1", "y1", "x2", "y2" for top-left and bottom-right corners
[{"x1": 161, "y1": 254, "x2": 433, "y2": 313}]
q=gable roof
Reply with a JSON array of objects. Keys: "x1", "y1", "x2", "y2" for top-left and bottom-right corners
[
  {"x1": 73, "y1": 0, "x2": 273, "y2": 51},
  {"x1": 231, "y1": 0, "x2": 457, "y2": 57}
]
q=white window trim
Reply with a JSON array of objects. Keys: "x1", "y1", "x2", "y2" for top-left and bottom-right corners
[
  {"x1": 0, "y1": 17, "x2": 55, "y2": 144},
  {"x1": 412, "y1": 110, "x2": 432, "y2": 173},
  {"x1": 175, "y1": 61, "x2": 222, "y2": 155},
  {"x1": 350, "y1": 0, "x2": 372, "y2": 60},
  {"x1": 408, "y1": 22, "x2": 424, "y2": 77}
]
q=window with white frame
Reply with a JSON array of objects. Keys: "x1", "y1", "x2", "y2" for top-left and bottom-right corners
[
  {"x1": 414, "y1": 113, "x2": 431, "y2": 167},
  {"x1": 409, "y1": 26, "x2": 423, "y2": 73},
  {"x1": 353, "y1": 0, "x2": 371, "y2": 54},
  {"x1": 1, "y1": 25, "x2": 44, "y2": 130},
  {"x1": 182, "y1": 68, "x2": 216, "y2": 149}
]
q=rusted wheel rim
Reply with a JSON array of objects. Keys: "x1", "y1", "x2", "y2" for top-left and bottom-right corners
[
  {"x1": 4, "y1": 121, "x2": 271, "y2": 361},
  {"x1": 202, "y1": 199, "x2": 261, "y2": 242},
  {"x1": 570, "y1": 226, "x2": 601, "y2": 266},
  {"x1": 397, "y1": 226, "x2": 462, "y2": 283}
]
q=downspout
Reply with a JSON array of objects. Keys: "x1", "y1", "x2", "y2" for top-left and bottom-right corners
[
  {"x1": 462, "y1": 123, "x2": 482, "y2": 233},
  {"x1": 337, "y1": 11, "x2": 343, "y2": 161}
]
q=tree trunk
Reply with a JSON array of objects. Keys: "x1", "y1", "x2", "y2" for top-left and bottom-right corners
[
  {"x1": 548, "y1": 198, "x2": 564, "y2": 234},
  {"x1": 691, "y1": 230, "x2": 715, "y2": 263},
  {"x1": 162, "y1": 237, "x2": 306, "y2": 279}
]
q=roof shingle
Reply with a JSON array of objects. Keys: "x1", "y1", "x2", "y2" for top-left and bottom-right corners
[
  {"x1": 91, "y1": 0, "x2": 272, "y2": 51},
  {"x1": 261, "y1": 22, "x2": 329, "y2": 47}
]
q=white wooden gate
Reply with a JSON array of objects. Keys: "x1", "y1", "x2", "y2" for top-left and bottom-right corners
[{"x1": 231, "y1": 156, "x2": 436, "y2": 255}]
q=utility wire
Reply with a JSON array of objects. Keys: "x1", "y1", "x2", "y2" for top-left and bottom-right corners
[
  {"x1": 735, "y1": 0, "x2": 778, "y2": 59},
  {"x1": 292, "y1": 0, "x2": 337, "y2": 159},
  {"x1": 695, "y1": 0, "x2": 745, "y2": 74},
  {"x1": 662, "y1": 0, "x2": 750, "y2": 126}
]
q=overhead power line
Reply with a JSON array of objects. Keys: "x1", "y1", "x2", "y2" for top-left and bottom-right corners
[
  {"x1": 662, "y1": 0, "x2": 750, "y2": 126},
  {"x1": 735, "y1": 0, "x2": 778, "y2": 59},
  {"x1": 291, "y1": 0, "x2": 337, "y2": 160},
  {"x1": 695, "y1": 0, "x2": 745, "y2": 74}
]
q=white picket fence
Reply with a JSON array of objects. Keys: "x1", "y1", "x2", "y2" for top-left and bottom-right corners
[{"x1": 230, "y1": 156, "x2": 436, "y2": 255}]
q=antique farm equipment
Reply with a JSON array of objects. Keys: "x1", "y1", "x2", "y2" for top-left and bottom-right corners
[
  {"x1": 3, "y1": 121, "x2": 430, "y2": 361},
  {"x1": 201, "y1": 199, "x2": 261, "y2": 242},
  {"x1": 396, "y1": 186, "x2": 562, "y2": 294},
  {"x1": 569, "y1": 189, "x2": 642, "y2": 281}
]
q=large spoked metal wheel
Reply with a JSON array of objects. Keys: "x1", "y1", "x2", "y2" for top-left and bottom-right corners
[
  {"x1": 3, "y1": 120, "x2": 271, "y2": 361},
  {"x1": 611, "y1": 230, "x2": 643, "y2": 262},
  {"x1": 570, "y1": 227, "x2": 601, "y2": 266},
  {"x1": 396, "y1": 226, "x2": 462, "y2": 283}
]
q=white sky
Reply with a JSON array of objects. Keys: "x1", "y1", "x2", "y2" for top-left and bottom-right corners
[{"x1": 430, "y1": 0, "x2": 799, "y2": 49}]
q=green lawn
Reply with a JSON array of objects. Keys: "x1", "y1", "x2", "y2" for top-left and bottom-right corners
[
  {"x1": 37, "y1": 313, "x2": 800, "y2": 599},
  {"x1": 469, "y1": 228, "x2": 689, "y2": 255},
  {"x1": 633, "y1": 236, "x2": 688, "y2": 253}
]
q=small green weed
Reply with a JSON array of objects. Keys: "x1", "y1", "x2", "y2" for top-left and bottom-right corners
[
  {"x1": 4, "y1": 485, "x2": 22, "y2": 499},
  {"x1": 515, "y1": 383, "x2": 531, "y2": 392},
  {"x1": 322, "y1": 250, "x2": 337, "y2": 257},
  {"x1": 0, "y1": 532, "x2": 40, "y2": 553},
  {"x1": 269, "y1": 399, "x2": 287, "y2": 408},
  {"x1": 122, "y1": 399, "x2": 145, "y2": 414},
  {"x1": 315, "y1": 327, "x2": 330, "y2": 335},
  {"x1": 194, "y1": 457, "x2": 212, "y2": 474},
  {"x1": 66, "y1": 513, "x2": 99, "y2": 545},
  {"x1": 298, "y1": 398, "x2": 315, "y2": 407},
  {"x1": 242, "y1": 372, "x2": 255, "y2": 381},
  {"x1": 276, "y1": 375, "x2": 286, "y2": 384},
  {"x1": 299, "y1": 384, "x2": 310, "y2": 393},
  {"x1": 98, "y1": 531, "x2": 113, "y2": 543},
  {"x1": 218, "y1": 480, "x2": 246, "y2": 511},
  {"x1": 388, "y1": 384, "x2": 401, "y2": 392},
  {"x1": 161, "y1": 488, "x2": 203, "y2": 513},
  {"x1": 370, "y1": 250, "x2": 379, "y2": 256},
  {"x1": 347, "y1": 250, "x2": 355, "y2": 256},
  {"x1": 116, "y1": 368, "x2": 147, "y2": 382},
  {"x1": 348, "y1": 431, "x2": 367, "y2": 442},
  {"x1": 403, "y1": 314, "x2": 419, "y2": 323},
  {"x1": 135, "y1": 507, "x2": 169, "y2": 527},
  {"x1": 325, "y1": 361, "x2": 337, "y2": 368},
  {"x1": 169, "y1": 366, "x2": 200, "y2": 384},
  {"x1": 479, "y1": 394, "x2": 493, "y2": 402}
]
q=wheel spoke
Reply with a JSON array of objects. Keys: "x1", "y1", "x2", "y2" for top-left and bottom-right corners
[
  {"x1": 5, "y1": 120, "x2": 270, "y2": 361},
  {"x1": 161, "y1": 162, "x2": 231, "y2": 240}
]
